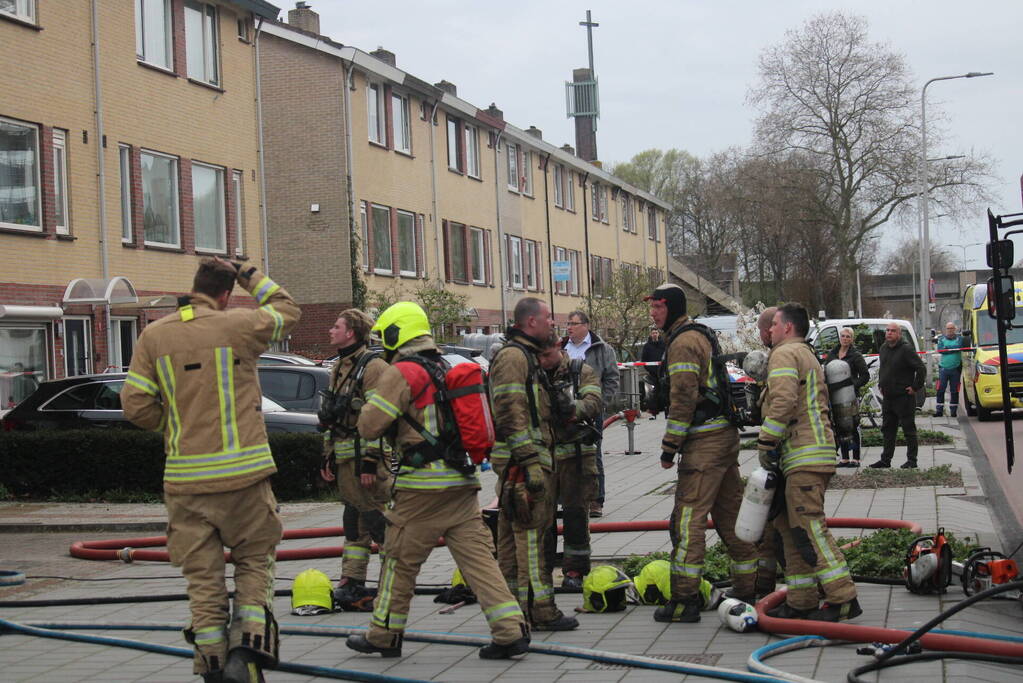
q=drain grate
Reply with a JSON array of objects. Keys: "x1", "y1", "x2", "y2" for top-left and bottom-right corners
[{"x1": 588, "y1": 653, "x2": 721, "y2": 670}]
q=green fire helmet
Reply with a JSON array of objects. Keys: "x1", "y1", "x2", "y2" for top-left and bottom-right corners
[
  {"x1": 634, "y1": 559, "x2": 670, "y2": 605},
  {"x1": 372, "y1": 301, "x2": 431, "y2": 351},
  {"x1": 291, "y1": 568, "x2": 333, "y2": 616},
  {"x1": 582, "y1": 565, "x2": 633, "y2": 613}
]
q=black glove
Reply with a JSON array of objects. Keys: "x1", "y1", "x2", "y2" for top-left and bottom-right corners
[
  {"x1": 660, "y1": 451, "x2": 675, "y2": 466},
  {"x1": 523, "y1": 461, "x2": 545, "y2": 495},
  {"x1": 555, "y1": 390, "x2": 576, "y2": 419}
]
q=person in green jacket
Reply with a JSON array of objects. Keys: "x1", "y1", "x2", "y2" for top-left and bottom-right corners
[{"x1": 934, "y1": 321, "x2": 964, "y2": 418}]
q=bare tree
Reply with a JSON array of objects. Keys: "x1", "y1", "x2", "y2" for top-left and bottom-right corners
[
  {"x1": 584, "y1": 264, "x2": 663, "y2": 361},
  {"x1": 749, "y1": 11, "x2": 992, "y2": 315},
  {"x1": 877, "y1": 237, "x2": 957, "y2": 275}
]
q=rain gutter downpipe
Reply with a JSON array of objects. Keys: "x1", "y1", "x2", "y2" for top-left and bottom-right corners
[
  {"x1": 89, "y1": 0, "x2": 114, "y2": 368},
  {"x1": 254, "y1": 16, "x2": 270, "y2": 275},
  {"x1": 541, "y1": 152, "x2": 554, "y2": 317},
  {"x1": 493, "y1": 129, "x2": 507, "y2": 326},
  {"x1": 428, "y1": 99, "x2": 442, "y2": 281},
  {"x1": 341, "y1": 59, "x2": 356, "y2": 290}
]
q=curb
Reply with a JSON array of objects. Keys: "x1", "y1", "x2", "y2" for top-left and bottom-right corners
[
  {"x1": 958, "y1": 415, "x2": 1023, "y2": 556},
  {"x1": 0, "y1": 522, "x2": 167, "y2": 534}
]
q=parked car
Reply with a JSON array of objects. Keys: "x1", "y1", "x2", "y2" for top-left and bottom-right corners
[
  {"x1": 258, "y1": 351, "x2": 321, "y2": 366},
  {"x1": 0, "y1": 373, "x2": 320, "y2": 433},
  {"x1": 256, "y1": 365, "x2": 331, "y2": 412}
]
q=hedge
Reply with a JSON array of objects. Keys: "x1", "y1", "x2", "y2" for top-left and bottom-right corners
[{"x1": 0, "y1": 430, "x2": 325, "y2": 501}]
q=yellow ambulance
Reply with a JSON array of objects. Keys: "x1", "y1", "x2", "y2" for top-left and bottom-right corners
[{"x1": 961, "y1": 280, "x2": 1023, "y2": 420}]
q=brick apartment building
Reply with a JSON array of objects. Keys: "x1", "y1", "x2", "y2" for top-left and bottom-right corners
[
  {"x1": 0, "y1": 0, "x2": 279, "y2": 398},
  {"x1": 260, "y1": 4, "x2": 672, "y2": 357}
]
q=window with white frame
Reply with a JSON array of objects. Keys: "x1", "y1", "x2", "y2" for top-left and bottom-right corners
[
  {"x1": 392, "y1": 92, "x2": 411, "y2": 154},
  {"x1": 397, "y1": 209, "x2": 416, "y2": 276},
  {"x1": 63, "y1": 317, "x2": 93, "y2": 376},
  {"x1": 464, "y1": 123, "x2": 480, "y2": 178},
  {"x1": 470, "y1": 227, "x2": 485, "y2": 284},
  {"x1": 448, "y1": 222, "x2": 468, "y2": 282},
  {"x1": 52, "y1": 129, "x2": 69, "y2": 235},
  {"x1": 119, "y1": 145, "x2": 132, "y2": 242},
  {"x1": 599, "y1": 185, "x2": 608, "y2": 222},
  {"x1": 110, "y1": 318, "x2": 137, "y2": 371},
  {"x1": 590, "y1": 181, "x2": 602, "y2": 220},
  {"x1": 648, "y1": 206, "x2": 658, "y2": 241},
  {"x1": 566, "y1": 171, "x2": 576, "y2": 211},
  {"x1": 359, "y1": 202, "x2": 368, "y2": 270},
  {"x1": 0, "y1": 0, "x2": 34, "y2": 21},
  {"x1": 446, "y1": 116, "x2": 462, "y2": 172},
  {"x1": 524, "y1": 239, "x2": 538, "y2": 290},
  {"x1": 140, "y1": 150, "x2": 179, "y2": 246},
  {"x1": 553, "y1": 164, "x2": 564, "y2": 207},
  {"x1": 232, "y1": 169, "x2": 244, "y2": 255},
  {"x1": 0, "y1": 116, "x2": 40, "y2": 231},
  {"x1": 185, "y1": 1, "x2": 219, "y2": 86},
  {"x1": 622, "y1": 193, "x2": 634, "y2": 233},
  {"x1": 520, "y1": 149, "x2": 532, "y2": 195},
  {"x1": 508, "y1": 235, "x2": 523, "y2": 288},
  {"x1": 371, "y1": 204, "x2": 392, "y2": 273},
  {"x1": 192, "y1": 162, "x2": 225, "y2": 252},
  {"x1": 569, "y1": 249, "x2": 580, "y2": 295},
  {"x1": 367, "y1": 83, "x2": 385, "y2": 145},
  {"x1": 506, "y1": 142, "x2": 518, "y2": 191},
  {"x1": 135, "y1": 0, "x2": 172, "y2": 70}
]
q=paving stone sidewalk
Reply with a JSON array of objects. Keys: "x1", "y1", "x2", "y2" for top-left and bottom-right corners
[{"x1": 0, "y1": 415, "x2": 1020, "y2": 681}]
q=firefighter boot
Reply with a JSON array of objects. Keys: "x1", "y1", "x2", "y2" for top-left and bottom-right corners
[
  {"x1": 478, "y1": 636, "x2": 531, "y2": 660},
  {"x1": 346, "y1": 633, "x2": 403, "y2": 658},
  {"x1": 653, "y1": 595, "x2": 702, "y2": 623},
  {"x1": 222, "y1": 648, "x2": 265, "y2": 683},
  {"x1": 806, "y1": 597, "x2": 862, "y2": 622},
  {"x1": 765, "y1": 602, "x2": 813, "y2": 619}
]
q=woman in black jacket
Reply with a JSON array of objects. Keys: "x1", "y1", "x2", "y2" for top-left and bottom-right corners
[{"x1": 823, "y1": 327, "x2": 870, "y2": 467}]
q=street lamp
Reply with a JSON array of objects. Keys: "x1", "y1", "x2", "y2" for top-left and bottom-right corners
[
  {"x1": 919, "y1": 71, "x2": 992, "y2": 336},
  {"x1": 949, "y1": 242, "x2": 984, "y2": 271}
]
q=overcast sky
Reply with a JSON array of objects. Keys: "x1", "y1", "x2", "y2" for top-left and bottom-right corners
[{"x1": 308, "y1": 0, "x2": 1021, "y2": 270}]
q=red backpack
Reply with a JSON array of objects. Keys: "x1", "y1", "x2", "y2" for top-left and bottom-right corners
[{"x1": 395, "y1": 355, "x2": 495, "y2": 471}]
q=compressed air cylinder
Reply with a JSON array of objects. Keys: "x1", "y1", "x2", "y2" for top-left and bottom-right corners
[
  {"x1": 735, "y1": 467, "x2": 777, "y2": 543},
  {"x1": 825, "y1": 359, "x2": 857, "y2": 443}
]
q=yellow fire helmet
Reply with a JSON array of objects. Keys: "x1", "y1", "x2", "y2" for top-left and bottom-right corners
[
  {"x1": 291, "y1": 568, "x2": 333, "y2": 616},
  {"x1": 634, "y1": 559, "x2": 671, "y2": 605},
  {"x1": 582, "y1": 565, "x2": 634, "y2": 613},
  {"x1": 372, "y1": 301, "x2": 432, "y2": 350}
]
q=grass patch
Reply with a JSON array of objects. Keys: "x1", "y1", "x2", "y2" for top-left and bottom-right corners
[
  {"x1": 48, "y1": 489, "x2": 164, "y2": 504},
  {"x1": 829, "y1": 463, "x2": 962, "y2": 489},
  {"x1": 741, "y1": 428, "x2": 953, "y2": 451}
]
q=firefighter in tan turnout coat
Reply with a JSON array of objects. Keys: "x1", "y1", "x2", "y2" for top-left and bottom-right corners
[
  {"x1": 319, "y1": 309, "x2": 392, "y2": 610},
  {"x1": 344, "y1": 302, "x2": 530, "y2": 660},
  {"x1": 122, "y1": 258, "x2": 300, "y2": 683}
]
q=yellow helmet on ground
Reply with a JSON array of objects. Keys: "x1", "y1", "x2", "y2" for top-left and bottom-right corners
[
  {"x1": 582, "y1": 565, "x2": 633, "y2": 613},
  {"x1": 373, "y1": 301, "x2": 431, "y2": 351},
  {"x1": 291, "y1": 568, "x2": 333, "y2": 616},
  {"x1": 634, "y1": 559, "x2": 670, "y2": 605}
]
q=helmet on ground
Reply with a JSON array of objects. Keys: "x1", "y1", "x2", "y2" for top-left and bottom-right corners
[
  {"x1": 583, "y1": 565, "x2": 633, "y2": 613},
  {"x1": 634, "y1": 559, "x2": 670, "y2": 605},
  {"x1": 291, "y1": 568, "x2": 333, "y2": 616},
  {"x1": 717, "y1": 597, "x2": 757, "y2": 633},
  {"x1": 373, "y1": 301, "x2": 431, "y2": 351}
]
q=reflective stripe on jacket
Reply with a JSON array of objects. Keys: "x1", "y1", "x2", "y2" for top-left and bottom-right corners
[{"x1": 121, "y1": 268, "x2": 301, "y2": 494}]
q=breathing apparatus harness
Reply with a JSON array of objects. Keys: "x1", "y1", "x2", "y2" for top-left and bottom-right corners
[
  {"x1": 317, "y1": 346, "x2": 380, "y2": 477},
  {"x1": 651, "y1": 321, "x2": 741, "y2": 428},
  {"x1": 547, "y1": 358, "x2": 602, "y2": 457}
]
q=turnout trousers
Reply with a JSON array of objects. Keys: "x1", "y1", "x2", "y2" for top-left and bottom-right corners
[
  {"x1": 772, "y1": 469, "x2": 857, "y2": 610},
  {"x1": 337, "y1": 458, "x2": 391, "y2": 581},
  {"x1": 669, "y1": 428, "x2": 757, "y2": 599},
  {"x1": 367, "y1": 487, "x2": 528, "y2": 649},
  {"x1": 550, "y1": 451, "x2": 598, "y2": 575},
  {"x1": 166, "y1": 479, "x2": 283, "y2": 675},
  {"x1": 497, "y1": 469, "x2": 564, "y2": 625}
]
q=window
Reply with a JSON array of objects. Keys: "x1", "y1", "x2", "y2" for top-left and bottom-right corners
[
  {"x1": 591, "y1": 255, "x2": 613, "y2": 296},
  {"x1": 192, "y1": 163, "x2": 225, "y2": 252},
  {"x1": 359, "y1": 202, "x2": 368, "y2": 270},
  {"x1": 185, "y1": 1, "x2": 219, "y2": 86},
  {"x1": 622, "y1": 193, "x2": 634, "y2": 233},
  {"x1": 0, "y1": 116, "x2": 40, "y2": 231},
  {"x1": 397, "y1": 209, "x2": 416, "y2": 276},
  {"x1": 46, "y1": 380, "x2": 124, "y2": 411},
  {"x1": 371, "y1": 204, "x2": 392, "y2": 274},
  {"x1": 63, "y1": 317, "x2": 92, "y2": 376},
  {"x1": 367, "y1": 83, "x2": 385, "y2": 144},
  {"x1": 237, "y1": 15, "x2": 250, "y2": 41},
  {"x1": 566, "y1": 171, "x2": 576, "y2": 211},
  {"x1": 554, "y1": 247, "x2": 567, "y2": 294},
  {"x1": 569, "y1": 250, "x2": 580, "y2": 295},
  {"x1": 591, "y1": 182, "x2": 602, "y2": 220},
  {"x1": 52, "y1": 129, "x2": 68, "y2": 235},
  {"x1": 135, "y1": 0, "x2": 172, "y2": 69},
  {"x1": 553, "y1": 164, "x2": 564, "y2": 207},
  {"x1": 446, "y1": 116, "x2": 462, "y2": 171},
  {"x1": 0, "y1": 0, "x2": 34, "y2": 21},
  {"x1": 520, "y1": 149, "x2": 532, "y2": 195},
  {"x1": 447, "y1": 222, "x2": 468, "y2": 282},
  {"x1": 119, "y1": 145, "x2": 133, "y2": 242},
  {"x1": 232, "y1": 169, "x2": 244, "y2": 255},
  {"x1": 648, "y1": 206, "x2": 658, "y2": 241},
  {"x1": 392, "y1": 93, "x2": 411, "y2": 154},
  {"x1": 140, "y1": 150, "x2": 179, "y2": 246},
  {"x1": 470, "y1": 227, "x2": 485, "y2": 284},
  {"x1": 464, "y1": 123, "x2": 480, "y2": 178},
  {"x1": 110, "y1": 318, "x2": 137, "y2": 371},
  {"x1": 524, "y1": 239, "x2": 538, "y2": 290},
  {"x1": 508, "y1": 235, "x2": 523, "y2": 288},
  {"x1": 506, "y1": 142, "x2": 518, "y2": 191}
]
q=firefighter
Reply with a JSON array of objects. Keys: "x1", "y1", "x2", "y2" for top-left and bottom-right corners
[
  {"x1": 646, "y1": 283, "x2": 757, "y2": 623},
  {"x1": 490, "y1": 298, "x2": 578, "y2": 631},
  {"x1": 753, "y1": 306, "x2": 781, "y2": 599},
  {"x1": 344, "y1": 302, "x2": 530, "y2": 660},
  {"x1": 759, "y1": 303, "x2": 861, "y2": 621},
  {"x1": 319, "y1": 309, "x2": 392, "y2": 610},
  {"x1": 538, "y1": 336, "x2": 603, "y2": 588},
  {"x1": 122, "y1": 258, "x2": 300, "y2": 683}
]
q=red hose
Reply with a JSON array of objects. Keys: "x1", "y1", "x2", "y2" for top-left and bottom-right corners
[
  {"x1": 69, "y1": 517, "x2": 921, "y2": 562},
  {"x1": 756, "y1": 588, "x2": 1023, "y2": 658}
]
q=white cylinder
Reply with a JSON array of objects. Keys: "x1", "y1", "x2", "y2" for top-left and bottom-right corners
[
  {"x1": 825, "y1": 359, "x2": 857, "y2": 440},
  {"x1": 735, "y1": 467, "x2": 777, "y2": 543}
]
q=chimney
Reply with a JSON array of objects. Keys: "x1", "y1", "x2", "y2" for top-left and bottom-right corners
[
  {"x1": 370, "y1": 47, "x2": 396, "y2": 67},
  {"x1": 434, "y1": 80, "x2": 457, "y2": 96},
  {"x1": 526, "y1": 126, "x2": 542, "y2": 140},
  {"x1": 485, "y1": 103, "x2": 503, "y2": 121},
  {"x1": 572, "y1": 67, "x2": 598, "y2": 162},
  {"x1": 288, "y1": 2, "x2": 320, "y2": 35},
  {"x1": 560, "y1": 143, "x2": 575, "y2": 156}
]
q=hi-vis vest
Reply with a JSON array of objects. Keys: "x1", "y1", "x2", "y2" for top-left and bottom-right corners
[{"x1": 121, "y1": 269, "x2": 301, "y2": 494}]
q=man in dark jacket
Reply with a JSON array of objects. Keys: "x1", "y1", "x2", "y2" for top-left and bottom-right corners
[
  {"x1": 563, "y1": 310, "x2": 619, "y2": 517},
  {"x1": 869, "y1": 322, "x2": 927, "y2": 469}
]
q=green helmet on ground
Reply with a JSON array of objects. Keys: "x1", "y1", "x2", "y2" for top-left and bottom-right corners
[
  {"x1": 291, "y1": 568, "x2": 333, "y2": 615},
  {"x1": 372, "y1": 301, "x2": 431, "y2": 351},
  {"x1": 582, "y1": 565, "x2": 633, "y2": 613}
]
